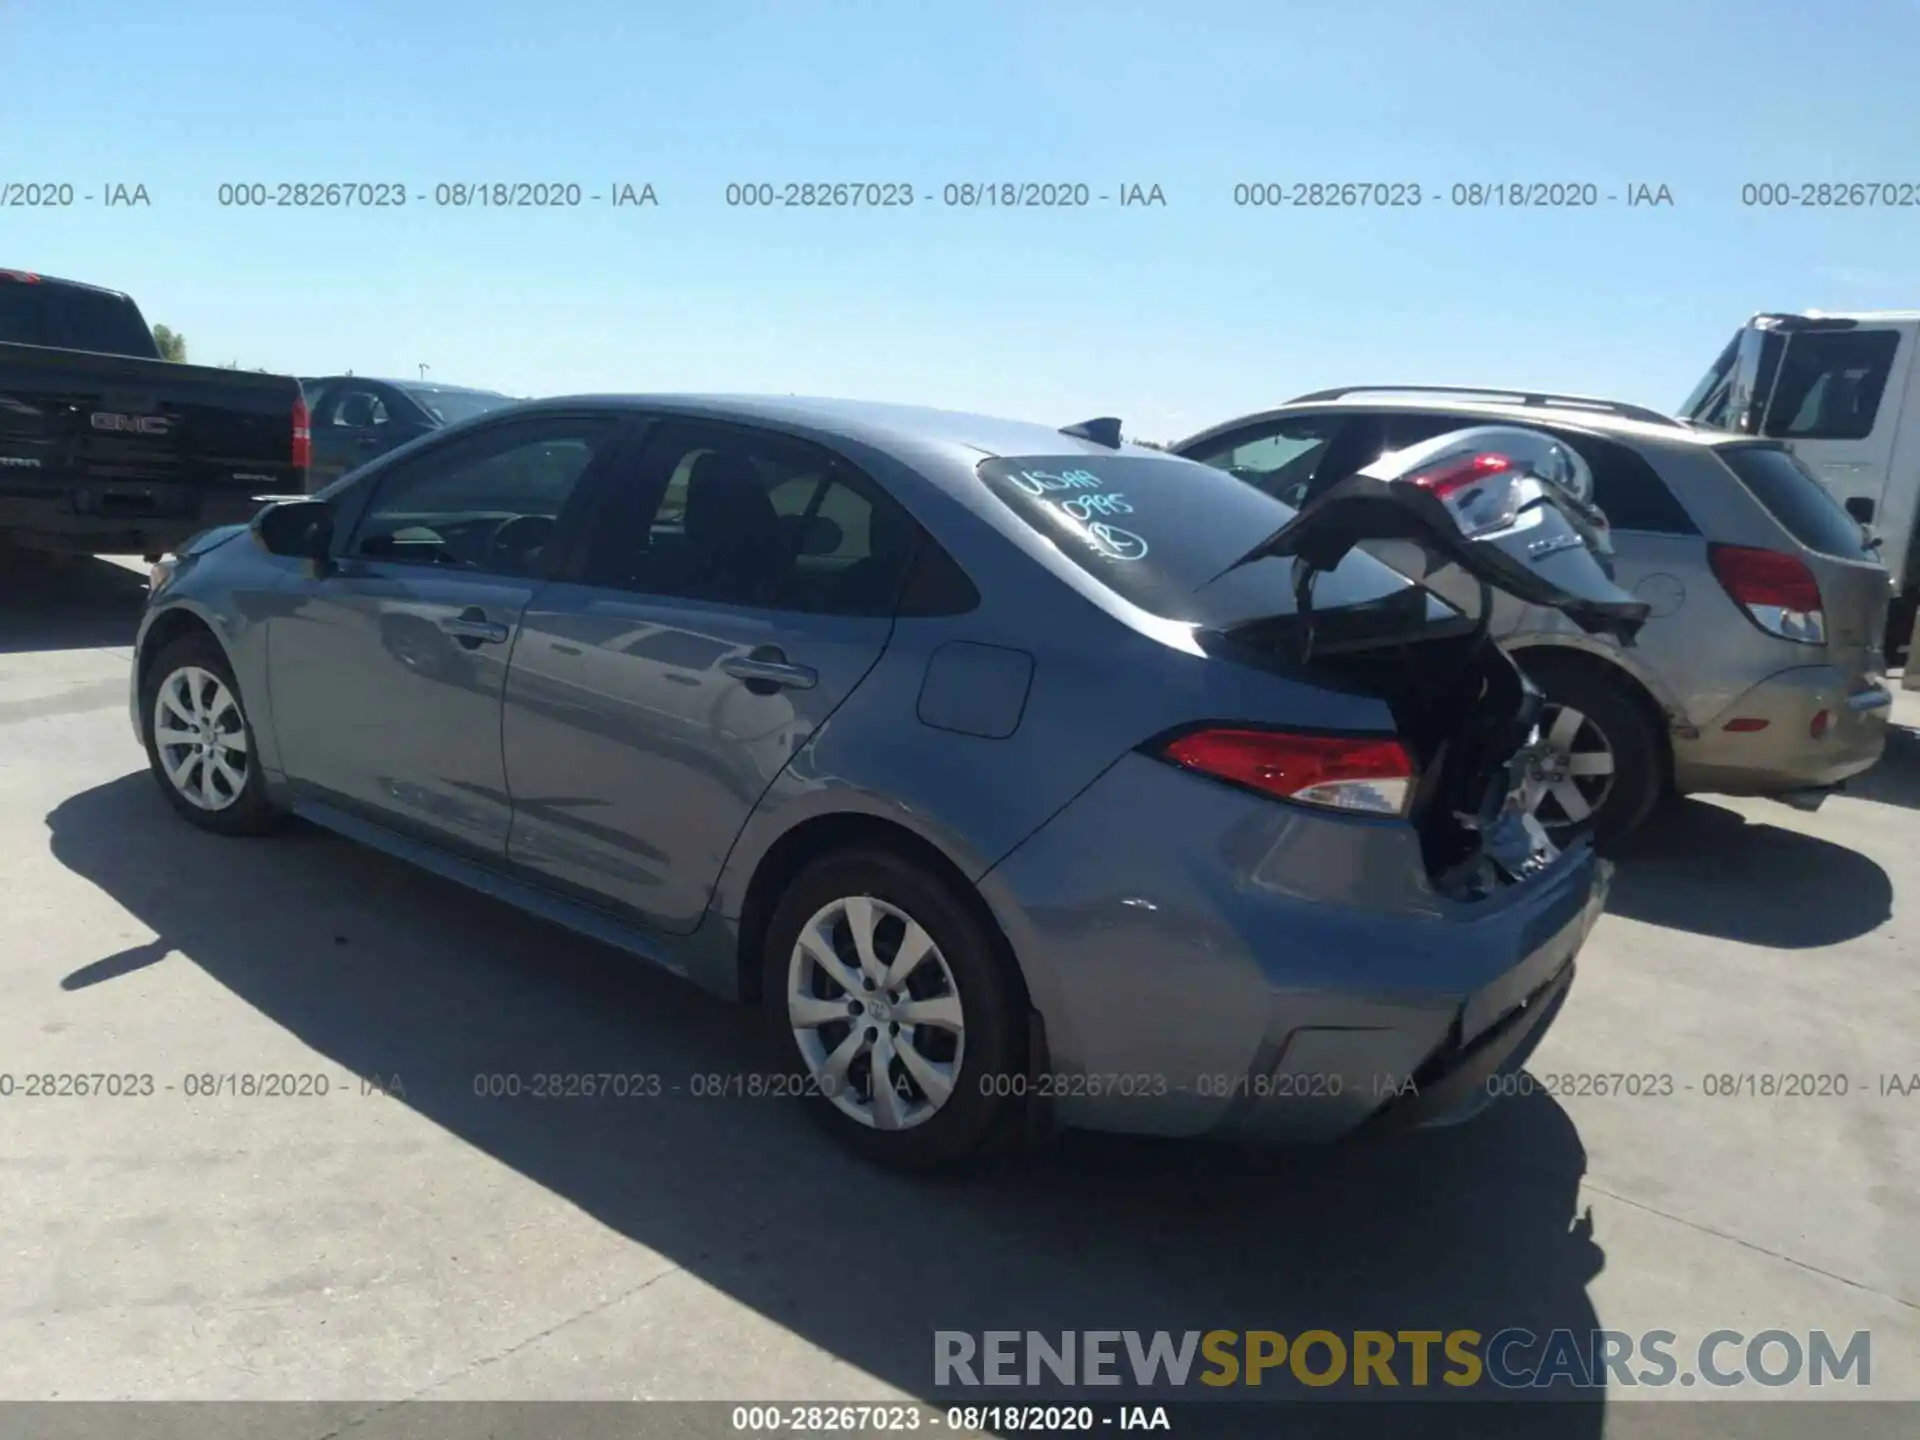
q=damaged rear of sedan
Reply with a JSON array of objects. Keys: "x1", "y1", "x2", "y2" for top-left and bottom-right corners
[
  {"x1": 131, "y1": 397, "x2": 1645, "y2": 1170},
  {"x1": 966, "y1": 423, "x2": 1647, "y2": 1149}
]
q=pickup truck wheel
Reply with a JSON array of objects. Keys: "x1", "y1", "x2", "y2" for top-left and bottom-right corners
[
  {"x1": 1520, "y1": 662, "x2": 1664, "y2": 854},
  {"x1": 140, "y1": 633, "x2": 287, "y2": 837}
]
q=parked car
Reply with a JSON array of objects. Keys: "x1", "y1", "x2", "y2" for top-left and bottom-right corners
[
  {"x1": 1680, "y1": 311, "x2": 1920, "y2": 660},
  {"x1": 298, "y1": 375, "x2": 516, "y2": 491},
  {"x1": 0, "y1": 268, "x2": 307, "y2": 560},
  {"x1": 130, "y1": 396, "x2": 1642, "y2": 1170},
  {"x1": 1175, "y1": 387, "x2": 1894, "y2": 848}
]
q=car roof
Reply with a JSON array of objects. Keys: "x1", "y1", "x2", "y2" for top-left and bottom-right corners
[
  {"x1": 505, "y1": 393, "x2": 1164, "y2": 462},
  {"x1": 1765, "y1": 309, "x2": 1920, "y2": 324},
  {"x1": 306, "y1": 375, "x2": 508, "y2": 396},
  {"x1": 0, "y1": 269, "x2": 136, "y2": 301},
  {"x1": 1177, "y1": 394, "x2": 1734, "y2": 452}
]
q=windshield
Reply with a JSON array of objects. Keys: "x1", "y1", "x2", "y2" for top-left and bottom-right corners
[
  {"x1": 400, "y1": 385, "x2": 514, "y2": 425},
  {"x1": 0, "y1": 280, "x2": 161, "y2": 358},
  {"x1": 975, "y1": 453, "x2": 1419, "y2": 625},
  {"x1": 1681, "y1": 335, "x2": 1740, "y2": 424}
]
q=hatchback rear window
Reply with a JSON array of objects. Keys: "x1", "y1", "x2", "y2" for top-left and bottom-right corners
[
  {"x1": 1716, "y1": 445, "x2": 1874, "y2": 560},
  {"x1": 399, "y1": 385, "x2": 515, "y2": 425},
  {"x1": 975, "y1": 453, "x2": 1419, "y2": 624}
]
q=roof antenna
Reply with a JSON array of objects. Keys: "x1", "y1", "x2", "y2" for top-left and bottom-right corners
[{"x1": 1060, "y1": 416, "x2": 1124, "y2": 448}]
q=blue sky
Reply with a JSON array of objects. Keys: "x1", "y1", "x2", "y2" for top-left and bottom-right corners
[{"x1": 3, "y1": 0, "x2": 1917, "y2": 441}]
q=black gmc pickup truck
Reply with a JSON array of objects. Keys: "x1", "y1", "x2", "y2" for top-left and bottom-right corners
[{"x1": 1, "y1": 268, "x2": 308, "y2": 561}]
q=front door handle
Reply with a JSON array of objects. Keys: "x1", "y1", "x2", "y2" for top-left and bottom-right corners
[
  {"x1": 721, "y1": 647, "x2": 817, "y2": 694},
  {"x1": 439, "y1": 607, "x2": 510, "y2": 647}
]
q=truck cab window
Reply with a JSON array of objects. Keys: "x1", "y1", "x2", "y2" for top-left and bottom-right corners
[{"x1": 1764, "y1": 331, "x2": 1901, "y2": 442}]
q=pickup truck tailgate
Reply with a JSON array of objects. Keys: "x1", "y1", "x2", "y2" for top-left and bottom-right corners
[{"x1": 0, "y1": 343, "x2": 305, "y2": 552}]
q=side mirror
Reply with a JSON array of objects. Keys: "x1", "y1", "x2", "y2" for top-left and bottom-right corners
[
  {"x1": 255, "y1": 498, "x2": 334, "y2": 562},
  {"x1": 1845, "y1": 496, "x2": 1876, "y2": 525}
]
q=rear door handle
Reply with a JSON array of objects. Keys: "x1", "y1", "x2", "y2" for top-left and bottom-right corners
[
  {"x1": 721, "y1": 648, "x2": 817, "y2": 693},
  {"x1": 439, "y1": 607, "x2": 510, "y2": 646}
]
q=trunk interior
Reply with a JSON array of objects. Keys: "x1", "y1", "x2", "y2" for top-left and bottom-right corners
[{"x1": 1211, "y1": 589, "x2": 1549, "y2": 900}]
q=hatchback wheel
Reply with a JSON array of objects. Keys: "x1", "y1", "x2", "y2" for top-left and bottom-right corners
[
  {"x1": 141, "y1": 633, "x2": 286, "y2": 836},
  {"x1": 1520, "y1": 660, "x2": 1663, "y2": 852},
  {"x1": 763, "y1": 850, "x2": 1024, "y2": 1171}
]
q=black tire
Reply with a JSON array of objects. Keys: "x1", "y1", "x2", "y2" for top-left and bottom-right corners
[
  {"x1": 761, "y1": 848, "x2": 1026, "y2": 1172},
  {"x1": 139, "y1": 630, "x2": 288, "y2": 837},
  {"x1": 1522, "y1": 657, "x2": 1666, "y2": 854}
]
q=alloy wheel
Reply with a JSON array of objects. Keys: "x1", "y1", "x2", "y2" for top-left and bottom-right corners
[
  {"x1": 152, "y1": 666, "x2": 250, "y2": 812},
  {"x1": 1527, "y1": 703, "x2": 1616, "y2": 830},
  {"x1": 786, "y1": 894, "x2": 966, "y2": 1132}
]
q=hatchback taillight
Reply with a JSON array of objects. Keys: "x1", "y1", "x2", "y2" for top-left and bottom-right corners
[
  {"x1": 1707, "y1": 543, "x2": 1826, "y2": 644},
  {"x1": 1401, "y1": 450, "x2": 1522, "y2": 539},
  {"x1": 1406, "y1": 451, "x2": 1514, "y2": 499},
  {"x1": 292, "y1": 396, "x2": 312, "y2": 472},
  {"x1": 1159, "y1": 728, "x2": 1415, "y2": 816}
]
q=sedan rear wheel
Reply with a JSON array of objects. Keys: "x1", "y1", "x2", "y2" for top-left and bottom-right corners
[{"x1": 764, "y1": 849, "x2": 1024, "y2": 1171}]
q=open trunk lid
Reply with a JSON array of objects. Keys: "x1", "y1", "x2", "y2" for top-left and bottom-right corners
[
  {"x1": 1200, "y1": 427, "x2": 1651, "y2": 897},
  {"x1": 973, "y1": 430, "x2": 1649, "y2": 898}
]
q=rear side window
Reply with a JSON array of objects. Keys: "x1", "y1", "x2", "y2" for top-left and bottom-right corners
[
  {"x1": 1763, "y1": 330, "x2": 1902, "y2": 441},
  {"x1": 1553, "y1": 430, "x2": 1699, "y2": 535},
  {"x1": 0, "y1": 280, "x2": 160, "y2": 358},
  {"x1": 976, "y1": 453, "x2": 1413, "y2": 623},
  {"x1": 1718, "y1": 445, "x2": 1873, "y2": 559}
]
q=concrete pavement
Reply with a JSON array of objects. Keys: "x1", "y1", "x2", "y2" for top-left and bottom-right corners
[{"x1": 1, "y1": 556, "x2": 1914, "y2": 1436}]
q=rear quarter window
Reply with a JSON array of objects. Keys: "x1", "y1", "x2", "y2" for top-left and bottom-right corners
[
  {"x1": 1716, "y1": 445, "x2": 1874, "y2": 560},
  {"x1": 1556, "y1": 431, "x2": 1699, "y2": 535}
]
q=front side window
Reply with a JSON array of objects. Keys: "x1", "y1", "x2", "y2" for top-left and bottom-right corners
[{"x1": 349, "y1": 418, "x2": 614, "y2": 576}]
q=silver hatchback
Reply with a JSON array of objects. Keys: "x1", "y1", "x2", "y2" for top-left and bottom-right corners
[{"x1": 1176, "y1": 387, "x2": 1895, "y2": 848}]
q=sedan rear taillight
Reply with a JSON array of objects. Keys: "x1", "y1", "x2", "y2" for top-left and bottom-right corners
[
  {"x1": 1159, "y1": 728, "x2": 1415, "y2": 816},
  {"x1": 292, "y1": 396, "x2": 312, "y2": 472},
  {"x1": 1707, "y1": 543, "x2": 1826, "y2": 644}
]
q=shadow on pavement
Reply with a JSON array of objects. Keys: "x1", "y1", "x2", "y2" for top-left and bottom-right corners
[
  {"x1": 1845, "y1": 723, "x2": 1920, "y2": 811},
  {"x1": 48, "y1": 772, "x2": 1608, "y2": 1433},
  {"x1": 0, "y1": 552, "x2": 149, "y2": 655},
  {"x1": 1605, "y1": 797, "x2": 1890, "y2": 947}
]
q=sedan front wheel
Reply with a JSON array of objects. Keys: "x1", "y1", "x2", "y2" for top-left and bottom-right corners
[{"x1": 141, "y1": 632, "x2": 287, "y2": 837}]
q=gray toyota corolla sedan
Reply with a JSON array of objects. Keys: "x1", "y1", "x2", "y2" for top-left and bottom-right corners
[{"x1": 130, "y1": 396, "x2": 1647, "y2": 1170}]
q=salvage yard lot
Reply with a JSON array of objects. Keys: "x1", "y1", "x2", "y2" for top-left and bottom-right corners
[{"x1": 1, "y1": 557, "x2": 1916, "y2": 1428}]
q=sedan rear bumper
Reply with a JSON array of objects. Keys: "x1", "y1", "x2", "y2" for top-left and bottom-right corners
[
  {"x1": 1674, "y1": 664, "x2": 1889, "y2": 796},
  {"x1": 978, "y1": 752, "x2": 1608, "y2": 1144}
]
